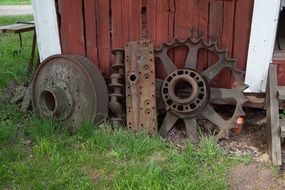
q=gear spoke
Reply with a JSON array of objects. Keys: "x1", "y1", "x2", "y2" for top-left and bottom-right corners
[
  {"x1": 184, "y1": 45, "x2": 200, "y2": 69},
  {"x1": 184, "y1": 118, "x2": 199, "y2": 143},
  {"x1": 201, "y1": 57, "x2": 226, "y2": 82},
  {"x1": 201, "y1": 104, "x2": 229, "y2": 130},
  {"x1": 156, "y1": 50, "x2": 177, "y2": 75},
  {"x1": 210, "y1": 88, "x2": 236, "y2": 100},
  {"x1": 159, "y1": 112, "x2": 179, "y2": 138}
]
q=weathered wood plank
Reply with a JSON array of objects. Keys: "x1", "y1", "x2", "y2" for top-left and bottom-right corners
[
  {"x1": 146, "y1": 0, "x2": 157, "y2": 41},
  {"x1": 57, "y1": 0, "x2": 85, "y2": 56},
  {"x1": 233, "y1": 0, "x2": 254, "y2": 71},
  {"x1": 111, "y1": 0, "x2": 124, "y2": 49},
  {"x1": 174, "y1": 0, "x2": 194, "y2": 69},
  {"x1": 197, "y1": 0, "x2": 210, "y2": 73},
  {"x1": 128, "y1": 0, "x2": 142, "y2": 41},
  {"x1": 266, "y1": 64, "x2": 282, "y2": 165},
  {"x1": 152, "y1": 0, "x2": 175, "y2": 79},
  {"x1": 208, "y1": 0, "x2": 229, "y2": 88},
  {"x1": 245, "y1": 0, "x2": 280, "y2": 92},
  {"x1": 84, "y1": 0, "x2": 99, "y2": 66},
  {"x1": 95, "y1": 0, "x2": 111, "y2": 77}
]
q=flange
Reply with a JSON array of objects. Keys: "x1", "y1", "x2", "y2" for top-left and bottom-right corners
[
  {"x1": 31, "y1": 54, "x2": 108, "y2": 132},
  {"x1": 162, "y1": 69, "x2": 209, "y2": 118}
]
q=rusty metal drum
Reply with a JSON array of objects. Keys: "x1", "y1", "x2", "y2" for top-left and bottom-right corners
[{"x1": 31, "y1": 54, "x2": 108, "y2": 132}]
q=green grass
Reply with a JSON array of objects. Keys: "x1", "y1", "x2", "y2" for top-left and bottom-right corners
[
  {"x1": 0, "y1": 15, "x2": 34, "y2": 88},
  {"x1": 0, "y1": 0, "x2": 31, "y2": 5},
  {"x1": 0, "y1": 16, "x2": 251, "y2": 190}
]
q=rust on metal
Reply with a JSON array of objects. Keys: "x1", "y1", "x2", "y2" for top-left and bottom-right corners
[
  {"x1": 125, "y1": 40, "x2": 157, "y2": 134},
  {"x1": 109, "y1": 49, "x2": 125, "y2": 127},
  {"x1": 31, "y1": 54, "x2": 108, "y2": 132},
  {"x1": 155, "y1": 38, "x2": 248, "y2": 141}
]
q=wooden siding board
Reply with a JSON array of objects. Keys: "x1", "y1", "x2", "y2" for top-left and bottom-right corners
[
  {"x1": 84, "y1": 0, "x2": 99, "y2": 66},
  {"x1": 233, "y1": 0, "x2": 254, "y2": 71},
  {"x1": 174, "y1": 0, "x2": 194, "y2": 69},
  {"x1": 56, "y1": 0, "x2": 254, "y2": 89},
  {"x1": 233, "y1": 0, "x2": 254, "y2": 88},
  {"x1": 146, "y1": 0, "x2": 157, "y2": 41},
  {"x1": 208, "y1": 0, "x2": 230, "y2": 88},
  {"x1": 57, "y1": 0, "x2": 85, "y2": 56},
  {"x1": 197, "y1": 0, "x2": 210, "y2": 73},
  {"x1": 128, "y1": 0, "x2": 143, "y2": 41},
  {"x1": 95, "y1": 0, "x2": 111, "y2": 77},
  {"x1": 111, "y1": 0, "x2": 124, "y2": 49}
]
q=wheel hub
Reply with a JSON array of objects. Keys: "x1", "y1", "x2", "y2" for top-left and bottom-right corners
[
  {"x1": 162, "y1": 69, "x2": 208, "y2": 118},
  {"x1": 38, "y1": 85, "x2": 73, "y2": 120}
]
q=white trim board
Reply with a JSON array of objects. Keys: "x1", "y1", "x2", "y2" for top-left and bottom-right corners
[
  {"x1": 245, "y1": 0, "x2": 281, "y2": 93},
  {"x1": 32, "y1": 0, "x2": 61, "y2": 61}
]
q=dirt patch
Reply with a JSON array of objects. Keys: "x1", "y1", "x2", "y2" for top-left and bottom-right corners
[
  {"x1": 228, "y1": 163, "x2": 285, "y2": 190},
  {"x1": 220, "y1": 109, "x2": 270, "y2": 163}
]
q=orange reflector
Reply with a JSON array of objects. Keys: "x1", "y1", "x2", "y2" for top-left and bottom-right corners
[
  {"x1": 236, "y1": 117, "x2": 244, "y2": 125},
  {"x1": 231, "y1": 117, "x2": 244, "y2": 134}
]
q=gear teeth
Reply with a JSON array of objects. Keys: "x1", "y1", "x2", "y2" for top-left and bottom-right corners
[{"x1": 154, "y1": 35, "x2": 249, "y2": 140}]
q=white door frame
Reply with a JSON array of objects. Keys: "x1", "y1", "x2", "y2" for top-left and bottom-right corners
[
  {"x1": 245, "y1": 0, "x2": 281, "y2": 93},
  {"x1": 32, "y1": 0, "x2": 61, "y2": 61}
]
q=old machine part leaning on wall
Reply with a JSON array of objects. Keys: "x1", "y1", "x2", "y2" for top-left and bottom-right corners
[
  {"x1": 109, "y1": 49, "x2": 125, "y2": 127},
  {"x1": 125, "y1": 40, "x2": 157, "y2": 134},
  {"x1": 31, "y1": 55, "x2": 108, "y2": 132},
  {"x1": 29, "y1": 37, "x2": 248, "y2": 144},
  {"x1": 154, "y1": 38, "x2": 248, "y2": 141}
]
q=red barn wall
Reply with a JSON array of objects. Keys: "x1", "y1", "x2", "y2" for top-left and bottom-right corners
[{"x1": 56, "y1": 0, "x2": 254, "y2": 88}]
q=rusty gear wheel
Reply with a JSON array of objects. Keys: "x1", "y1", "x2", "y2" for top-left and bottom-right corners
[
  {"x1": 155, "y1": 38, "x2": 248, "y2": 141},
  {"x1": 31, "y1": 54, "x2": 108, "y2": 132}
]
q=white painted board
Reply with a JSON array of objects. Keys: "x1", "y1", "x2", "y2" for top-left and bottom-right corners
[
  {"x1": 32, "y1": 0, "x2": 61, "y2": 61},
  {"x1": 245, "y1": 0, "x2": 281, "y2": 93}
]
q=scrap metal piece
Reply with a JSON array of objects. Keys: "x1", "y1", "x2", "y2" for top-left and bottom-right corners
[
  {"x1": 125, "y1": 40, "x2": 157, "y2": 134},
  {"x1": 3, "y1": 80, "x2": 26, "y2": 104},
  {"x1": 155, "y1": 38, "x2": 248, "y2": 141},
  {"x1": 109, "y1": 49, "x2": 125, "y2": 127},
  {"x1": 266, "y1": 64, "x2": 282, "y2": 165},
  {"x1": 31, "y1": 54, "x2": 108, "y2": 132},
  {"x1": 21, "y1": 84, "x2": 32, "y2": 112}
]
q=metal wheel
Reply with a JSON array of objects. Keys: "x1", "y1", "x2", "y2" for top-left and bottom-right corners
[
  {"x1": 155, "y1": 38, "x2": 248, "y2": 141},
  {"x1": 32, "y1": 54, "x2": 108, "y2": 132}
]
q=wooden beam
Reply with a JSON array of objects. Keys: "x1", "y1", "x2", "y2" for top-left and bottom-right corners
[{"x1": 32, "y1": 0, "x2": 61, "y2": 61}]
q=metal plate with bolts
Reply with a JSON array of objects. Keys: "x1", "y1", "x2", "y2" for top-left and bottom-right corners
[
  {"x1": 31, "y1": 54, "x2": 108, "y2": 132},
  {"x1": 125, "y1": 40, "x2": 157, "y2": 134}
]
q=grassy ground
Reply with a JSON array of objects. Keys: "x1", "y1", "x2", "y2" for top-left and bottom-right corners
[
  {"x1": 0, "y1": 16, "x2": 252, "y2": 189},
  {"x1": 0, "y1": 0, "x2": 31, "y2": 5},
  {"x1": 0, "y1": 15, "x2": 33, "y2": 88}
]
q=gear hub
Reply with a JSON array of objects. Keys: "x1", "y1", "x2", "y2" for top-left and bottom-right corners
[{"x1": 162, "y1": 69, "x2": 208, "y2": 118}]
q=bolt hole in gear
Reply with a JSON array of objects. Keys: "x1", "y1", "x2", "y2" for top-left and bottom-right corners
[{"x1": 155, "y1": 37, "x2": 248, "y2": 143}]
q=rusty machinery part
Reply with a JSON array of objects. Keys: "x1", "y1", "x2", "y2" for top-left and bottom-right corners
[
  {"x1": 125, "y1": 40, "x2": 157, "y2": 134},
  {"x1": 32, "y1": 54, "x2": 108, "y2": 132},
  {"x1": 109, "y1": 49, "x2": 125, "y2": 127},
  {"x1": 155, "y1": 38, "x2": 248, "y2": 141}
]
